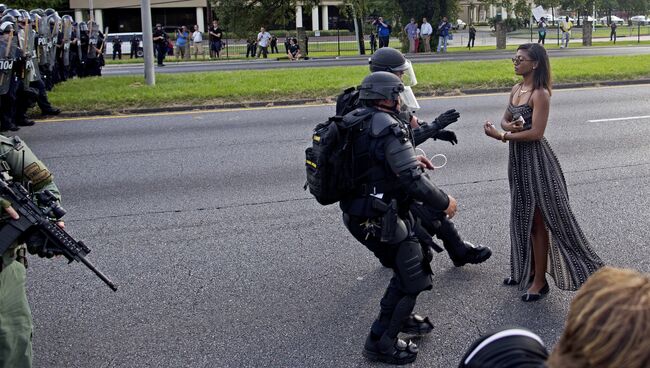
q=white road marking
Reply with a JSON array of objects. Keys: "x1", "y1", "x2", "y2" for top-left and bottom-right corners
[{"x1": 587, "y1": 115, "x2": 650, "y2": 123}]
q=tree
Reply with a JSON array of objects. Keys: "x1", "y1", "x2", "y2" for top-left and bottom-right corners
[
  {"x1": 212, "y1": 0, "x2": 319, "y2": 38},
  {"x1": 7, "y1": 0, "x2": 68, "y2": 10}
]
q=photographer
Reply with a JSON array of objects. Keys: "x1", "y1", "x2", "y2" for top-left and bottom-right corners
[
  {"x1": 175, "y1": 26, "x2": 190, "y2": 60},
  {"x1": 372, "y1": 17, "x2": 391, "y2": 48}
]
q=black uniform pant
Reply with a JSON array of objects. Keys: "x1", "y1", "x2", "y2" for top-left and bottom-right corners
[
  {"x1": 30, "y1": 79, "x2": 55, "y2": 113},
  {"x1": 156, "y1": 43, "x2": 166, "y2": 65},
  {"x1": 113, "y1": 49, "x2": 122, "y2": 60},
  {"x1": 344, "y1": 213, "x2": 432, "y2": 346},
  {"x1": 0, "y1": 76, "x2": 19, "y2": 130}
]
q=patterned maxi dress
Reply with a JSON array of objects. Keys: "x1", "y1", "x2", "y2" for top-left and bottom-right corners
[{"x1": 507, "y1": 92, "x2": 604, "y2": 291}]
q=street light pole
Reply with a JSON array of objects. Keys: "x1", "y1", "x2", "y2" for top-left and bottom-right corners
[{"x1": 140, "y1": 0, "x2": 155, "y2": 85}]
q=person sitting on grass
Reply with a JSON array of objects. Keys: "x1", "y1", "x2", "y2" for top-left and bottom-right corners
[{"x1": 287, "y1": 38, "x2": 302, "y2": 61}]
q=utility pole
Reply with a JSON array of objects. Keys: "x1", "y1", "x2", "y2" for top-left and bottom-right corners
[
  {"x1": 141, "y1": 0, "x2": 155, "y2": 85},
  {"x1": 88, "y1": 0, "x2": 94, "y2": 20}
]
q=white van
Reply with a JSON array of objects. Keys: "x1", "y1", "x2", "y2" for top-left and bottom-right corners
[{"x1": 104, "y1": 32, "x2": 144, "y2": 58}]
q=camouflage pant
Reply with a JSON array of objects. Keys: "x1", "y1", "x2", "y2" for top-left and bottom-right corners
[{"x1": 0, "y1": 253, "x2": 32, "y2": 368}]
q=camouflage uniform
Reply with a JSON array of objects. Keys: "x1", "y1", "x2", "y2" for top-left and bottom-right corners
[{"x1": 0, "y1": 134, "x2": 60, "y2": 368}]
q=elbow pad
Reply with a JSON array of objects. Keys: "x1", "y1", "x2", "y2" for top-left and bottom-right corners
[{"x1": 385, "y1": 137, "x2": 449, "y2": 211}]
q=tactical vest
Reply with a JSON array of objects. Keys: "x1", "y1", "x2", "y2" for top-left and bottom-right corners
[{"x1": 339, "y1": 107, "x2": 410, "y2": 217}]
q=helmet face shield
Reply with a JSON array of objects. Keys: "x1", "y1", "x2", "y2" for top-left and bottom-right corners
[
  {"x1": 397, "y1": 60, "x2": 418, "y2": 87},
  {"x1": 399, "y1": 86, "x2": 420, "y2": 112}
]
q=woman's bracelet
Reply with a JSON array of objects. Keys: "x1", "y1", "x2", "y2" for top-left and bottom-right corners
[{"x1": 501, "y1": 131, "x2": 510, "y2": 142}]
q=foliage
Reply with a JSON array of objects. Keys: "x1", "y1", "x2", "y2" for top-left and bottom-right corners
[
  {"x1": 6, "y1": 0, "x2": 68, "y2": 10},
  {"x1": 211, "y1": 0, "x2": 320, "y2": 38}
]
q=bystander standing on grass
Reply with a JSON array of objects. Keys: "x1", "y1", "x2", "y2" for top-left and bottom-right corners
[
  {"x1": 175, "y1": 26, "x2": 190, "y2": 60},
  {"x1": 191, "y1": 25, "x2": 204, "y2": 60}
]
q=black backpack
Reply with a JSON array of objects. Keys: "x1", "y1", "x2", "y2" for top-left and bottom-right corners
[
  {"x1": 335, "y1": 87, "x2": 360, "y2": 117},
  {"x1": 304, "y1": 115, "x2": 363, "y2": 205}
]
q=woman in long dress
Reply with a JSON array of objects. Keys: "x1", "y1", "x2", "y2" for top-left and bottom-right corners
[{"x1": 483, "y1": 43, "x2": 604, "y2": 301}]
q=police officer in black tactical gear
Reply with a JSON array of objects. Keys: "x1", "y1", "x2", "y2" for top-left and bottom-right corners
[
  {"x1": 337, "y1": 47, "x2": 492, "y2": 269},
  {"x1": 339, "y1": 71, "x2": 459, "y2": 365}
]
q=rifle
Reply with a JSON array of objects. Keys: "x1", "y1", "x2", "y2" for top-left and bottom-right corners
[{"x1": 0, "y1": 175, "x2": 117, "y2": 291}]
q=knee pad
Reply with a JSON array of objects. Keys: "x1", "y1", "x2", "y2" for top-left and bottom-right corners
[{"x1": 394, "y1": 239, "x2": 432, "y2": 294}]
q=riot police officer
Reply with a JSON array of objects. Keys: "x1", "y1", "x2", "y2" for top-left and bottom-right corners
[
  {"x1": 0, "y1": 15, "x2": 21, "y2": 132},
  {"x1": 337, "y1": 47, "x2": 491, "y2": 269},
  {"x1": 0, "y1": 134, "x2": 63, "y2": 368},
  {"x1": 340, "y1": 71, "x2": 458, "y2": 364}
]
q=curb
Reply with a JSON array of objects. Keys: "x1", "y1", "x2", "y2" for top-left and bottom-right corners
[{"x1": 38, "y1": 78, "x2": 650, "y2": 119}]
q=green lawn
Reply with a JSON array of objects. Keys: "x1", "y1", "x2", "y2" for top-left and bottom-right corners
[{"x1": 49, "y1": 54, "x2": 650, "y2": 114}]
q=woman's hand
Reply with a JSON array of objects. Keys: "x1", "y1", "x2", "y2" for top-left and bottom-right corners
[
  {"x1": 502, "y1": 119, "x2": 524, "y2": 132},
  {"x1": 483, "y1": 121, "x2": 502, "y2": 140}
]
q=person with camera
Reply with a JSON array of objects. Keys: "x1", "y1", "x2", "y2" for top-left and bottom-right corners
[
  {"x1": 175, "y1": 25, "x2": 190, "y2": 60},
  {"x1": 0, "y1": 134, "x2": 64, "y2": 368},
  {"x1": 372, "y1": 17, "x2": 391, "y2": 48}
]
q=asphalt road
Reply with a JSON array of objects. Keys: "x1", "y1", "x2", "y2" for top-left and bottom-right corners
[
  {"x1": 103, "y1": 45, "x2": 650, "y2": 75},
  {"x1": 18, "y1": 84, "x2": 650, "y2": 367}
]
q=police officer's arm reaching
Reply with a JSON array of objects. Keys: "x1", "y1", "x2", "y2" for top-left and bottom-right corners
[{"x1": 375, "y1": 101, "x2": 458, "y2": 219}]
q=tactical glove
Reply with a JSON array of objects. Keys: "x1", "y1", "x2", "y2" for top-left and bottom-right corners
[
  {"x1": 433, "y1": 129, "x2": 458, "y2": 145},
  {"x1": 434, "y1": 109, "x2": 460, "y2": 130}
]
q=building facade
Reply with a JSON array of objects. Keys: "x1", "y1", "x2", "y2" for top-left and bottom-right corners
[{"x1": 69, "y1": 0, "x2": 208, "y2": 33}]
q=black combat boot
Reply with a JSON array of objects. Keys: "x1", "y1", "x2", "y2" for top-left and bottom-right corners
[
  {"x1": 400, "y1": 313, "x2": 433, "y2": 335},
  {"x1": 363, "y1": 333, "x2": 418, "y2": 365},
  {"x1": 436, "y1": 218, "x2": 492, "y2": 267}
]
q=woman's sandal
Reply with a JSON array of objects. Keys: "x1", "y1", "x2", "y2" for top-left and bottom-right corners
[{"x1": 521, "y1": 282, "x2": 550, "y2": 302}]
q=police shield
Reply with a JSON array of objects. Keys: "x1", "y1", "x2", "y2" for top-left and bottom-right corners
[
  {"x1": 61, "y1": 16, "x2": 72, "y2": 66},
  {"x1": 86, "y1": 20, "x2": 99, "y2": 60},
  {"x1": 0, "y1": 30, "x2": 17, "y2": 95},
  {"x1": 47, "y1": 14, "x2": 61, "y2": 69},
  {"x1": 36, "y1": 15, "x2": 49, "y2": 65}
]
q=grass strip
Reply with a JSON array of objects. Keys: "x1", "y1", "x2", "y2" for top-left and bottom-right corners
[{"x1": 49, "y1": 54, "x2": 650, "y2": 114}]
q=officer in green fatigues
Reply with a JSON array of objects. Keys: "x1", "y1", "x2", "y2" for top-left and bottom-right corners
[{"x1": 0, "y1": 134, "x2": 61, "y2": 368}]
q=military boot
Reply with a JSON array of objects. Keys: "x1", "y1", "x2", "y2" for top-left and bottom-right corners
[
  {"x1": 363, "y1": 333, "x2": 418, "y2": 365},
  {"x1": 436, "y1": 218, "x2": 492, "y2": 267}
]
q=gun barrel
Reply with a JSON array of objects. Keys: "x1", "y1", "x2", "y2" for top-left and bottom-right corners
[{"x1": 77, "y1": 254, "x2": 118, "y2": 291}]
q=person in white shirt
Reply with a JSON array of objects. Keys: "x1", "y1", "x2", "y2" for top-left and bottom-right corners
[
  {"x1": 256, "y1": 27, "x2": 272, "y2": 58},
  {"x1": 420, "y1": 17, "x2": 433, "y2": 52},
  {"x1": 191, "y1": 25, "x2": 203, "y2": 59}
]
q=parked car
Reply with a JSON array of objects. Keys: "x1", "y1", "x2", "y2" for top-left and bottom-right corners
[
  {"x1": 453, "y1": 19, "x2": 467, "y2": 30},
  {"x1": 630, "y1": 15, "x2": 649, "y2": 25},
  {"x1": 599, "y1": 15, "x2": 624, "y2": 25},
  {"x1": 104, "y1": 32, "x2": 144, "y2": 58}
]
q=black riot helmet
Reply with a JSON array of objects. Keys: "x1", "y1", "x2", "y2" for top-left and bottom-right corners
[
  {"x1": 61, "y1": 14, "x2": 73, "y2": 23},
  {"x1": 1, "y1": 14, "x2": 16, "y2": 25},
  {"x1": 2, "y1": 8, "x2": 18, "y2": 18},
  {"x1": 369, "y1": 47, "x2": 408, "y2": 72},
  {"x1": 358, "y1": 71, "x2": 405, "y2": 101},
  {"x1": 0, "y1": 19, "x2": 14, "y2": 33},
  {"x1": 44, "y1": 8, "x2": 56, "y2": 17},
  {"x1": 0, "y1": 5, "x2": 6, "y2": 14},
  {"x1": 368, "y1": 47, "x2": 418, "y2": 86},
  {"x1": 17, "y1": 9, "x2": 29, "y2": 24},
  {"x1": 78, "y1": 21, "x2": 88, "y2": 32},
  {"x1": 29, "y1": 12, "x2": 40, "y2": 24},
  {"x1": 30, "y1": 9, "x2": 45, "y2": 17}
]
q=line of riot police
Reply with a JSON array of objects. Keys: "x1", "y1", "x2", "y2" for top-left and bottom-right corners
[{"x1": 0, "y1": 5, "x2": 116, "y2": 131}]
